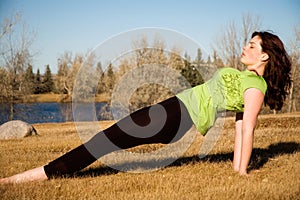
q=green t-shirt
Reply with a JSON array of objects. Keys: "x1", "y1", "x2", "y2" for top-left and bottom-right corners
[{"x1": 176, "y1": 67, "x2": 267, "y2": 135}]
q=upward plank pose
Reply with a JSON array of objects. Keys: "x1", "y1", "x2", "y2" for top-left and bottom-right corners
[{"x1": 0, "y1": 31, "x2": 292, "y2": 183}]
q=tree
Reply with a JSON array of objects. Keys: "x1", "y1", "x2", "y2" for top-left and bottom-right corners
[
  {"x1": 241, "y1": 14, "x2": 261, "y2": 47},
  {"x1": 104, "y1": 63, "x2": 115, "y2": 95},
  {"x1": 55, "y1": 52, "x2": 83, "y2": 97},
  {"x1": 181, "y1": 62, "x2": 204, "y2": 87},
  {"x1": 0, "y1": 13, "x2": 35, "y2": 120},
  {"x1": 96, "y1": 61, "x2": 105, "y2": 94},
  {"x1": 195, "y1": 48, "x2": 203, "y2": 66},
  {"x1": 43, "y1": 65, "x2": 54, "y2": 93},
  {"x1": 112, "y1": 36, "x2": 188, "y2": 111},
  {"x1": 34, "y1": 68, "x2": 43, "y2": 94},
  {"x1": 214, "y1": 13, "x2": 261, "y2": 70},
  {"x1": 212, "y1": 50, "x2": 224, "y2": 68},
  {"x1": 22, "y1": 64, "x2": 35, "y2": 96},
  {"x1": 287, "y1": 27, "x2": 300, "y2": 112},
  {"x1": 168, "y1": 47, "x2": 185, "y2": 71},
  {"x1": 56, "y1": 58, "x2": 68, "y2": 94},
  {"x1": 0, "y1": 68, "x2": 9, "y2": 103},
  {"x1": 73, "y1": 53, "x2": 100, "y2": 101},
  {"x1": 56, "y1": 52, "x2": 72, "y2": 95},
  {"x1": 207, "y1": 55, "x2": 212, "y2": 65}
]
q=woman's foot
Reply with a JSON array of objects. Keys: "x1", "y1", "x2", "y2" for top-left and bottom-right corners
[{"x1": 0, "y1": 166, "x2": 48, "y2": 184}]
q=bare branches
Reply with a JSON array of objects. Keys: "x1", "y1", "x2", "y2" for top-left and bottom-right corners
[
  {"x1": 287, "y1": 27, "x2": 300, "y2": 112},
  {"x1": 214, "y1": 13, "x2": 261, "y2": 70},
  {"x1": 242, "y1": 14, "x2": 261, "y2": 47},
  {"x1": 0, "y1": 12, "x2": 36, "y2": 119},
  {"x1": 0, "y1": 12, "x2": 21, "y2": 41}
]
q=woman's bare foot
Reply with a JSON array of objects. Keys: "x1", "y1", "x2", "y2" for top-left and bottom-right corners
[{"x1": 0, "y1": 166, "x2": 48, "y2": 184}]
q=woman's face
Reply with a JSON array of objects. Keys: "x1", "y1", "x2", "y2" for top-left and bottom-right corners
[{"x1": 240, "y1": 35, "x2": 264, "y2": 66}]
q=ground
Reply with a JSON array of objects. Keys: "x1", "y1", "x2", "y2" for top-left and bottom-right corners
[{"x1": 0, "y1": 113, "x2": 299, "y2": 199}]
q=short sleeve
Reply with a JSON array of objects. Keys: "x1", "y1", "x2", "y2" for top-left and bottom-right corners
[{"x1": 241, "y1": 74, "x2": 267, "y2": 95}]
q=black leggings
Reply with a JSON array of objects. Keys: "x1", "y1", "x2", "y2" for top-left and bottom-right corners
[{"x1": 43, "y1": 96, "x2": 193, "y2": 177}]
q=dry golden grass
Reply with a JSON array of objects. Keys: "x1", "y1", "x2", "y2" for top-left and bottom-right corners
[
  {"x1": 27, "y1": 93, "x2": 68, "y2": 103},
  {"x1": 0, "y1": 113, "x2": 299, "y2": 200},
  {"x1": 27, "y1": 93, "x2": 109, "y2": 103}
]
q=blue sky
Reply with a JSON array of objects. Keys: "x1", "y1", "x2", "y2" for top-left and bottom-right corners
[{"x1": 0, "y1": 0, "x2": 299, "y2": 73}]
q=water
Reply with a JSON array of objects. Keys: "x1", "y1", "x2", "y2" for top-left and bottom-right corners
[{"x1": 0, "y1": 102, "x2": 108, "y2": 125}]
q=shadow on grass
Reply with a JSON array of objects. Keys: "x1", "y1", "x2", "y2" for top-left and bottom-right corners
[
  {"x1": 170, "y1": 141, "x2": 300, "y2": 171},
  {"x1": 248, "y1": 142, "x2": 300, "y2": 171},
  {"x1": 72, "y1": 141, "x2": 299, "y2": 178}
]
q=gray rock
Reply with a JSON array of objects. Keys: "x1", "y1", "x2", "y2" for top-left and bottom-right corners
[{"x1": 0, "y1": 120, "x2": 38, "y2": 140}]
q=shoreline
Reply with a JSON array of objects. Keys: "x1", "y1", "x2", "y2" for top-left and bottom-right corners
[
  {"x1": 30, "y1": 112, "x2": 300, "y2": 126},
  {"x1": 8, "y1": 93, "x2": 110, "y2": 104}
]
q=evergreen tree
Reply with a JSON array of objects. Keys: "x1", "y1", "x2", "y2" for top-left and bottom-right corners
[
  {"x1": 34, "y1": 68, "x2": 43, "y2": 94},
  {"x1": 181, "y1": 61, "x2": 204, "y2": 87},
  {"x1": 184, "y1": 51, "x2": 191, "y2": 63},
  {"x1": 213, "y1": 50, "x2": 224, "y2": 68},
  {"x1": 43, "y1": 65, "x2": 54, "y2": 93},
  {"x1": 105, "y1": 63, "x2": 115, "y2": 93},
  {"x1": 195, "y1": 48, "x2": 202, "y2": 66},
  {"x1": 96, "y1": 62, "x2": 105, "y2": 94},
  {"x1": 213, "y1": 50, "x2": 218, "y2": 66},
  {"x1": 207, "y1": 55, "x2": 212, "y2": 65},
  {"x1": 23, "y1": 64, "x2": 35, "y2": 94},
  {"x1": 168, "y1": 50, "x2": 184, "y2": 71}
]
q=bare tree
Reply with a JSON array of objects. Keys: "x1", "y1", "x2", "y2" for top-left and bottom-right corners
[
  {"x1": 73, "y1": 52, "x2": 99, "y2": 102},
  {"x1": 55, "y1": 52, "x2": 84, "y2": 101},
  {"x1": 113, "y1": 35, "x2": 186, "y2": 111},
  {"x1": 56, "y1": 52, "x2": 72, "y2": 95},
  {"x1": 287, "y1": 27, "x2": 300, "y2": 112},
  {"x1": 214, "y1": 13, "x2": 261, "y2": 70},
  {"x1": 0, "y1": 13, "x2": 35, "y2": 120},
  {"x1": 168, "y1": 46, "x2": 185, "y2": 71},
  {"x1": 242, "y1": 14, "x2": 262, "y2": 47}
]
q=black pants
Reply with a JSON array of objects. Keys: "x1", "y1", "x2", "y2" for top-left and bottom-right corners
[{"x1": 43, "y1": 96, "x2": 193, "y2": 177}]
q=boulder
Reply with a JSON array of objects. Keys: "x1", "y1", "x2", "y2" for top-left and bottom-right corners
[{"x1": 0, "y1": 120, "x2": 38, "y2": 140}]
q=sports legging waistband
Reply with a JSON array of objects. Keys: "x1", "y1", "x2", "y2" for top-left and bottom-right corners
[{"x1": 43, "y1": 96, "x2": 193, "y2": 178}]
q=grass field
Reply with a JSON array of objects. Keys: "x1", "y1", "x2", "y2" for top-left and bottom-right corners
[
  {"x1": 0, "y1": 113, "x2": 299, "y2": 199},
  {"x1": 27, "y1": 93, "x2": 109, "y2": 103}
]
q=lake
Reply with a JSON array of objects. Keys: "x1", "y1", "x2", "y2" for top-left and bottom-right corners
[{"x1": 0, "y1": 102, "x2": 109, "y2": 125}]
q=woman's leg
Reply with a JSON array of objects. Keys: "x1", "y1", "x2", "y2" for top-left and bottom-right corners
[
  {"x1": 44, "y1": 96, "x2": 193, "y2": 178},
  {"x1": 1, "y1": 96, "x2": 193, "y2": 182}
]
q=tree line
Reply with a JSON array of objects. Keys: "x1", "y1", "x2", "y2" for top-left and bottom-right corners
[
  {"x1": 23, "y1": 65, "x2": 54, "y2": 94},
  {"x1": 0, "y1": 13, "x2": 299, "y2": 121}
]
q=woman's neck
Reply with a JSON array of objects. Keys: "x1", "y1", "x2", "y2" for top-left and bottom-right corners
[
  {"x1": 246, "y1": 63, "x2": 265, "y2": 76},
  {"x1": 249, "y1": 69, "x2": 260, "y2": 76}
]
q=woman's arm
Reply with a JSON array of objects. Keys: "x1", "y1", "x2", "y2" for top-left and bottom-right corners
[
  {"x1": 233, "y1": 112, "x2": 243, "y2": 171},
  {"x1": 235, "y1": 88, "x2": 264, "y2": 175}
]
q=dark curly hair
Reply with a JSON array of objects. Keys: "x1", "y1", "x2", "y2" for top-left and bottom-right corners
[{"x1": 252, "y1": 31, "x2": 292, "y2": 110}]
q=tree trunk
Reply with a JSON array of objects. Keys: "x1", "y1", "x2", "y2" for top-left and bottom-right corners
[
  {"x1": 9, "y1": 100, "x2": 14, "y2": 121},
  {"x1": 287, "y1": 81, "x2": 294, "y2": 113}
]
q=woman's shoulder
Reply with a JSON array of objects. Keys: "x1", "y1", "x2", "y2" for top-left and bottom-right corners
[
  {"x1": 217, "y1": 67, "x2": 263, "y2": 81},
  {"x1": 240, "y1": 70, "x2": 268, "y2": 94},
  {"x1": 215, "y1": 67, "x2": 242, "y2": 82},
  {"x1": 216, "y1": 67, "x2": 267, "y2": 93},
  {"x1": 218, "y1": 67, "x2": 240, "y2": 74}
]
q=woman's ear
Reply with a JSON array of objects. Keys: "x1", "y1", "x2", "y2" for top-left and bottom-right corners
[{"x1": 261, "y1": 53, "x2": 269, "y2": 62}]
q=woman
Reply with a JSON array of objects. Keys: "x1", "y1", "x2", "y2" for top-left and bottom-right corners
[{"x1": 0, "y1": 31, "x2": 291, "y2": 183}]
